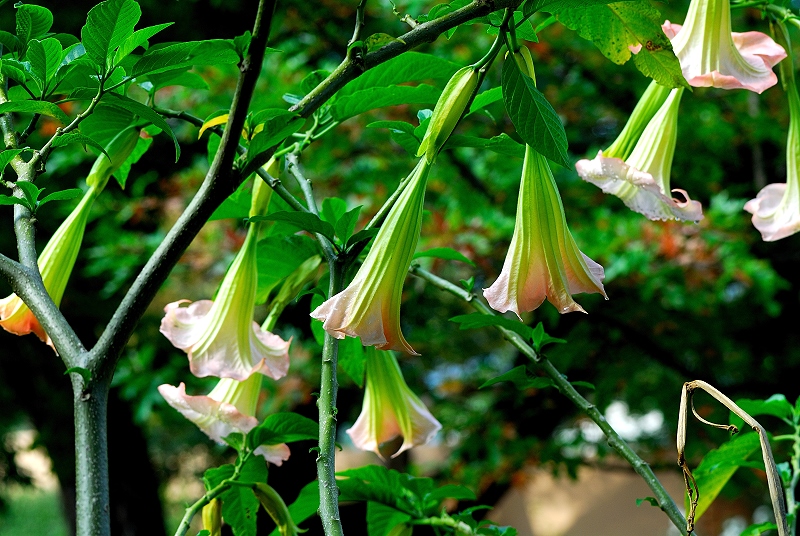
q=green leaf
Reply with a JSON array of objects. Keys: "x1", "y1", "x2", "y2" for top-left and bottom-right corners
[
  {"x1": 486, "y1": 12, "x2": 539, "y2": 43},
  {"x1": 243, "y1": 111, "x2": 304, "y2": 176},
  {"x1": 203, "y1": 463, "x2": 235, "y2": 491},
  {"x1": 337, "y1": 465, "x2": 417, "y2": 511},
  {"x1": 79, "y1": 103, "x2": 135, "y2": 147},
  {"x1": 730, "y1": 394, "x2": 794, "y2": 429},
  {"x1": 450, "y1": 313, "x2": 535, "y2": 340},
  {"x1": 267, "y1": 481, "x2": 320, "y2": 536},
  {"x1": 469, "y1": 87, "x2": 503, "y2": 114},
  {"x1": 197, "y1": 531, "x2": 211, "y2": 536},
  {"x1": 339, "y1": 336, "x2": 366, "y2": 388},
  {"x1": 39, "y1": 188, "x2": 83, "y2": 206},
  {"x1": 367, "y1": 120, "x2": 420, "y2": 155},
  {"x1": 132, "y1": 39, "x2": 240, "y2": 78},
  {"x1": 460, "y1": 276, "x2": 475, "y2": 292},
  {"x1": 145, "y1": 69, "x2": 209, "y2": 93},
  {"x1": 220, "y1": 456, "x2": 266, "y2": 536},
  {"x1": 247, "y1": 412, "x2": 319, "y2": 449},
  {"x1": 0, "y1": 100, "x2": 70, "y2": 125},
  {"x1": 15, "y1": 4, "x2": 53, "y2": 46},
  {"x1": 367, "y1": 502, "x2": 413, "y2": 536},
  {"x1": 479, "y1": 366, "x2": 553, "y2": 390},
  {"x1": 413, "y1": 247, "x2": 475, "y2": 267},
  {"x1": 530, "y1": 322, "x2": 566, "y2": 352},
  {"x1": 321, "y1": 197, "x2": 348, "y2": 225},
  {"x1": 0, "y1": 195, "x2": 25, "y2": 207},
  {"x1": 525, "y1": 0, "x2": 622, "y2": 15},
  {"x1": 444, "y1": 133, "x2": 525, "y2": 159},
  {"x1": 555, "y1": 1, "x2": 688, "y2": 87},
  {"x1": 691, "y1": 432, "x2": 760, "y2": 521},
  {"x1": 25, "y1": 38, "x2": 62, "y2": 94},
  {"x1": 424, "y1": 484, "x2": 476, "y2": 503},
  {"x1": 113, "y1": 135, "x2": 152, "y2": 188},
  {"x1": 501, "y1": 58, "x2": 569, "y2": 168},
  {"x1": 635, "y1": 496, "x2": 658, "y2": 507},
  {"x1": 81, "y1": 0, "x2": 142, "y2": 72},
  {"x1": 739, "y1": 522, "x2": 779, "y2": 536},
  {"x1": 333, "y1": 84, "x2": 442, "y2": 122},
  {"x1": 256, "y1": 234, "x2": 319, "y2": 304},
  {"x1": 64, "y1": 366, "x2": 92, "y2": 384},
  {"x1": 0, "y1": 149, "x2": 25, "y2": 174},
  {"x1": 50, "y1": 131, "x2": 109, "y2": 157},
  {"x1": 16, "y1": 180, "x2": 42, "y2": 209},
  {"x1": 251, "y1": 211, "x2": 335, "y2": 241},
  {"x1": 364, "y1": 33, "x2": 403, "y2": 53},
  {"x1": 113, "y1": 23, "x2": 173, "y2": 67},
  {"x1": 346, "y1": 228, "x2": 379, "y2": 249},
  {"x1": 339, "y1": 52, "x2": 459, "y2": 96},
  {"x1": 100, "y1": 92, "x2": 180, "y2": 161},
  {"x1": 233, "y1": 31, "x2": 251, "y2": 60},
  {"x1": 0, "y1": 31, "x2": 21, "y2": 54},
  {"x1": 336, "y1": 206, "x2": 362, "y2": 244},
  {"x1": 0, "y1": 57, "x2": 27, "y2": 84}
]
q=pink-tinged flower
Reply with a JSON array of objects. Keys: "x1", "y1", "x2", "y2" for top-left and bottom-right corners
[
  {"x1": 158, "y1": 376, "x2": 290, "y2": 465},
  {"x1": 576, "y1": 87, "x2": 703, "y2": 222},
  {"x1": 347, "y1": 348, "x2": 441, "y2": 459},
  {"x1": 160, "y1": 175, "x2": 290, "y2": 380},
  {"x1": 0, "y1": 128, "x2": 140, "y2": 349},
  {"x1": 745, "y1": 60, "x2": 800, "y2": 240},
  {"x1": 662, "y1": 0, "x2": 785, "y2": 94},
  {"x1": 484, "y1": 145, "x2": 607, "y2": 316},
  {"x1": 310, "y1": 159, "x2": 431, "y2": 354}
]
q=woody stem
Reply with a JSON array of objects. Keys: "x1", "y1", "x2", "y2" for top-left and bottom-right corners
[{"x1": 317, "y1": 256, "x2": 346, "y2": 536}]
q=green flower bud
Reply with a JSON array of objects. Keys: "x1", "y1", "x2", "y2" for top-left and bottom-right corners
[
  {"x1": 416, "y1": 66, "x2": 478, "y2": 163},
  {"x1": 253, "y1": 483, "x2": 304, "y2": 536},
  {"x1": 86, "y1": 127, "x2": 141, "y2": 190}
]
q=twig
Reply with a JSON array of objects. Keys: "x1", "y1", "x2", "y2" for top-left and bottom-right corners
[{"x1": 408, "y1": 264, "x2": 689, "y2": 534}]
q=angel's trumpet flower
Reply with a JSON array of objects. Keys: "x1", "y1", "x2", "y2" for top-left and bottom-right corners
[
  {"x1": 346, "y1": 348, "x2": 441, "y2": 459},
  {"x1": 576, "y1": 87, "x2": 703, "y2": 222}
]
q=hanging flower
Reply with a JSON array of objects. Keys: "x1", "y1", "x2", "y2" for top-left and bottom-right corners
[
  {"x1": 346, "y1": 348, "x2": 441, "y2": 459},
  {"x1": 160, "y1": 164, "x2": 291, "y2": 380},
  {"x1": 745, "y1": 58, "x2": 800, "y2": 240},
  {"x1": 158, "y1": 376, "x2": 290, "y2": 465},
  {"x1": 576, "y1": 87, "x2": 703, "y2": 222},
  {"x1": 310, "y1": 159, "x2": 431, "y2": 355},
  {"x1": 0, "y1": 128, "x2": 140, "y2": 349},
  {"x1": 484, "y1": 145, "x2": 607, "y2": 316},
  {"x1": 416, "y1": 65, "x2": 479, "y2": 163},
  {"x1": 662, "y1": 0, "x2": 785, "y2": 94}
]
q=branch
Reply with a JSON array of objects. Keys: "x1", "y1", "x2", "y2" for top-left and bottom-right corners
[
  {"x1": 90, "y1": 0, "x2": 279, "y2": 372},
  {"x1": 409, "y1": 265, "x2": 690, "y2": 534},
  {"x1": 290, "y1": 0, "x2": 524, "y2": 119}
]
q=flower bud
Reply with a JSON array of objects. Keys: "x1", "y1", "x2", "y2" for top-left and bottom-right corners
[
  {"x1": 86, "y1": 127, "x2": 140, "y2": 190},
  {"x1": 202, "y1": 499, "x2": 222, "y2": 536},
  {"x1": 416, "y1": 66, "x2": 478, "y2": 163},
  {"x1": 253, "y1": 483, "x2": 303, "y2": 536}
]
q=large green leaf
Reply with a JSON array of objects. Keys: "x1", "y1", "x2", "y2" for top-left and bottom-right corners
[
  {"x1": 251, "y1": 212, "x2": 335, "y2": 242},
  {"x1": 243, "y1": 110, "x2": 304, "y2": 176},
  {"x1": 25, "y1": 38, "x2": 62, "y2": 94},
  {"x1": 100, "y1": 93, "x2": 180, "y2": 160},
  {"x1": 81, "y1": 0, "x2": 142, "y2": 72},
  {"x1": 15, "y1": 4, "x2": 53, "y2": 47},
  {"x1": 223, "y1": 456, "x2": 266, "y2": 536},
  {"x1": 338, "y1": 52, "x2": 459, "y2": 96},
  {"x1": 367, "y1": 502, "x2": 412, "y2": 536},
  {"x1": 730, "y1": 394, "x2": 794, "y2": 429},
  {"x1": 80, "y1": 103, "x2": 135, "y2": 147},
  {"x1": 555, "y1": 1, "x2": 688, "y2": 87},
  {"x1": 256, "y1": 234, "x2": 319, "y2": 304},
  {"x1": 501, "y1": 57, "x2": 570, "y2": 168},
  {"x1": 339, "y1": 336, "x2": 366, "y2": 388},
  {"x1": 0, "y1": 100, "x2": 70, "y2": 125},
  {"x1": 450, "y1": 313, "x2": 535, "y2": 340},
  {"x1": 525, "y1": 0, "x2": 628, "y2": 15},
  {"x1": 691, "y1": 432, "x2": 761, "y2": 520},
  {"x1": 247, "y1": 412, "x2": 319, "y2": 449},
  {"x1": 132, "y1": 40, "x2": 240, "y2": 77},
  {"x1": 332, "y1": 84, "x2": 442, "y2": 121}
]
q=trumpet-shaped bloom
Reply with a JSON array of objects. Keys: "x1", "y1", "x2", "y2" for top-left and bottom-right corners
[
  {"x1": 662, "y1": 0, "x2": 785, "y2": 94},
  {"x1": 347, "y1": 348, "x2": 441, "y2": 459},
  {"x1": 745, "y1": 63, "x2": 800, "y2": 240},
  {"x1": 310, "y1": 159, "x2": 431, "y2": 354},
  {"x1": 0, "y1": 128, "x2": 140, "y2": 349},
  {"x1": 158, "y1": 376, "x2": 290, "y2": 464},
  {"x1": 160, "y1": 176, "x2": 290, "y2": 380},
  {"x1": 576, "y1": 88, "x2": 703, "y2": 222},
  {"x1": 484, "y1": 145, "x2": 607, "y2": 315},
  {"x1": 416, "y1": 66, "x2": 479, "y2": 163}
]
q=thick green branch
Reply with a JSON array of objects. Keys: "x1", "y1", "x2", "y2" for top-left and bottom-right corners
[
  {"x1": 90, "y1": 0, "x2": 279, "y2": 372},
  {"x1": 290, "y1": 0, "x2": 524, "y2": 119},
  {"x1": 409, "y1": 265, "x2": 689, "y2": 534}
]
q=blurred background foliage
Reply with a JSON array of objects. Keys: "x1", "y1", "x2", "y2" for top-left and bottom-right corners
[{"x1": 0, "y1": 0, "x2": 798, "y2": 534}]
